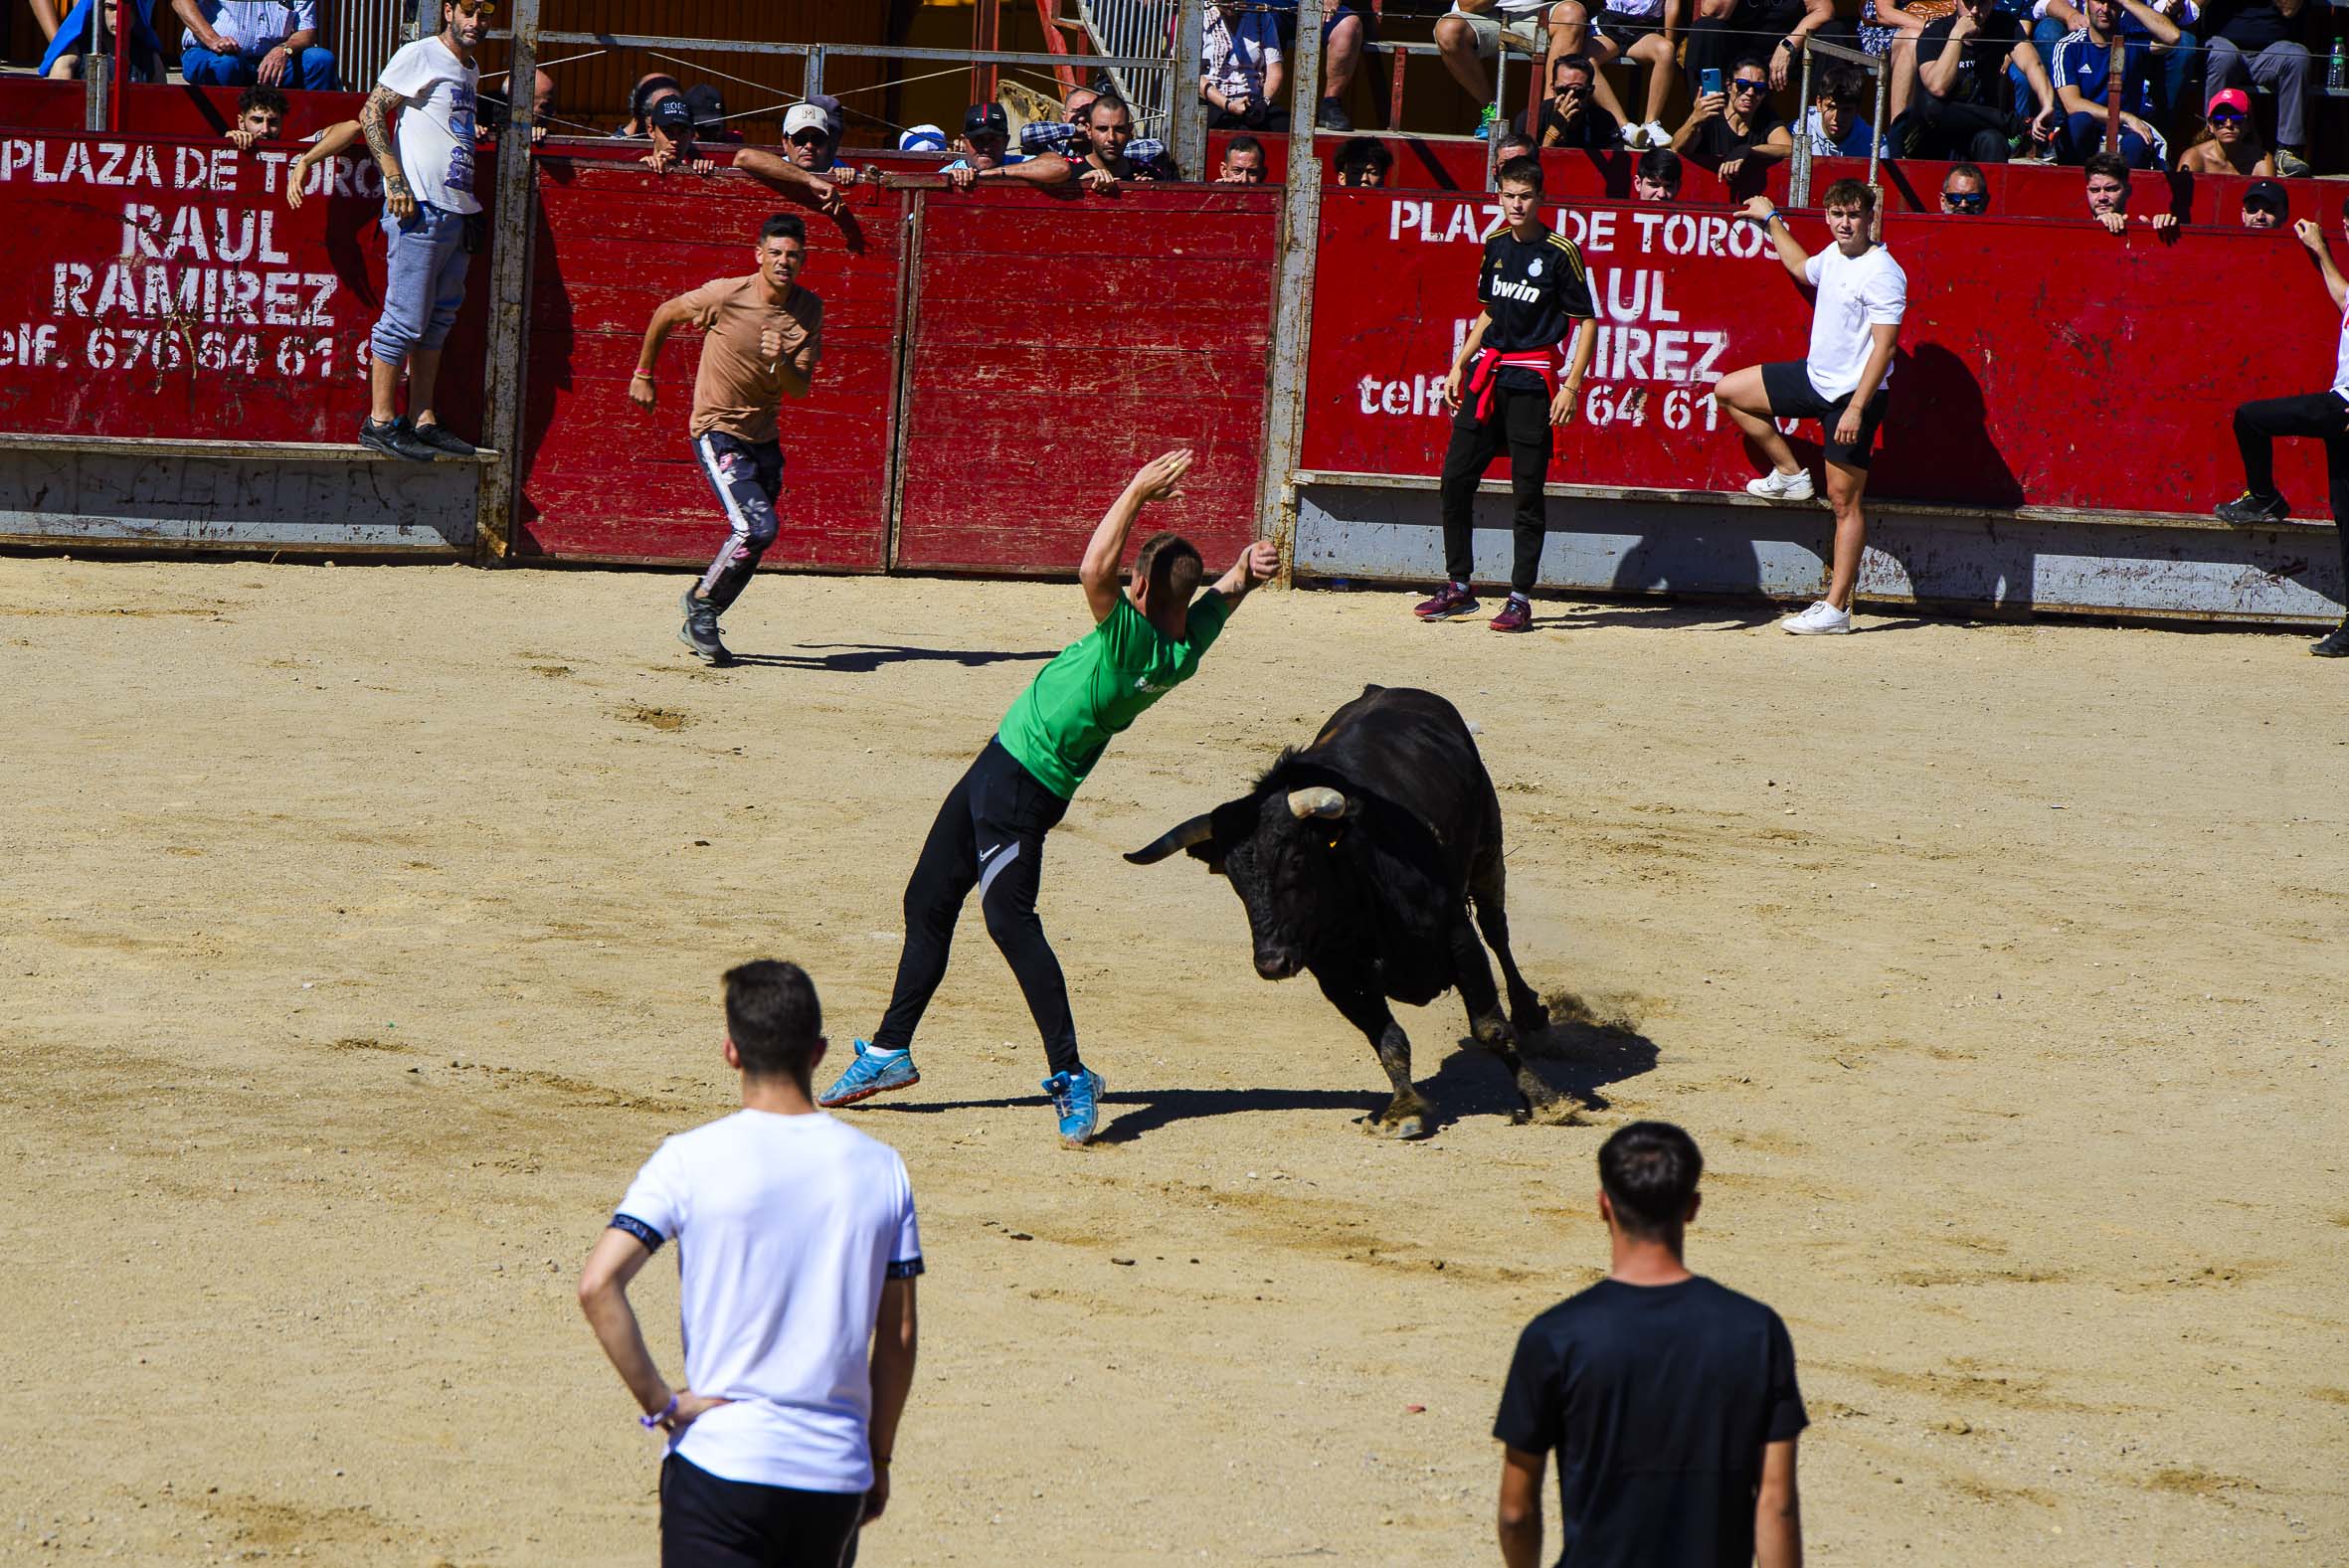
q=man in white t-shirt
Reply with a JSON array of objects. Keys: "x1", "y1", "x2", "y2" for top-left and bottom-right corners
[
  {"x1": 354, "y1": 0, "x2": 486, "y2": 463},
  {"x1": 2215, "y1": 207, "x2": 2349, "y2": 658},
  {"x1": 580, "y1": 959, "x2": 922, "y2": 1566},
  {"x1": 1712, "y1": 179, "x2": 1906, "y2": 636}
]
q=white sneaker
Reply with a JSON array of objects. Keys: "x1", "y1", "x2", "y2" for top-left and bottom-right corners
[
  {"x1": 1618, "y1": 120, "x2": 1648, "y2": 149},
  {"x1": 1782, "y1": 601, "x2": 1852, "y2": 635},
  {"x1": 1745, "y1": 467, "x2": 1815, "y2": 501},
  {"x1": 1643, "y1": 119, "x2": 1670, "y2": 149}
]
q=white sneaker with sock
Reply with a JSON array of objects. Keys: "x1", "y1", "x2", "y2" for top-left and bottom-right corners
[
  {"x1": 1643, "y1": 119, "x2": 1670, "y2": 149},
  {"x1": 1745, "y1": 467, "x2": 1815, "y2": 501},
  {"x1": 1782, "y1": 601, "x2": 1851, "y2": 635}
]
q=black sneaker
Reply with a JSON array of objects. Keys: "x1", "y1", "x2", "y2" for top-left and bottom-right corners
[
  {"x1": 1317, "y1": 97, "x2": 1354, "y2": 132},
  {"x1": 411, "y1": 421, "x2": 477, "y2": 457},
  {"x1": 358, "y1": 416, "x2": 439, "y2": 462},
  {"x1": 2215, "y1": 490, "x2": 2288, "y2": 525},
  {"x1": 678, "y1": 592, "x2": 730, "y2": 663},
  {"x1": 2312, "y1": 621, "x2": 2349, "y2": 658}
]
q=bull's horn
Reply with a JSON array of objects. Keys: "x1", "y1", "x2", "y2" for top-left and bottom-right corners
[
  {"x1": 1125, "y1": 813, "x2": 1214, "y2": 865},
  {"x1": 1287, "y1": 786, "x2": 1349, "y2": 819}
]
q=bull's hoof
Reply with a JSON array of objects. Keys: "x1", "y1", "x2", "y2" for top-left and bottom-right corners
[
  {"x1": 1512, "y1": 1005, "x2": 1550, "y2": 1037},
  {"x1": 1524, "y1": 1094, "x2": 1585, "y2": 1128},
  {"x1": 1360, "y1": 1101, "x2": 1434, "y2": 1139},
  {"x1": 1472, "y1": 1015, "x2": 1513, "y2": 1049}
]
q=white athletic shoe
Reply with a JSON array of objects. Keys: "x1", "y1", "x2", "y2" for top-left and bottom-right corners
[
  {"x1": 1781, "y1": 601, "x2": 1852, "y2": 635},
  {"x1": 1618, "y1": 120, "x2": 1648, "y2": 149},
  {"x1": 1643, "y1": 120, "x2": 1671, "y2": 149},
  {"x1": 1745, "y1": 467, "x2": 1816, "y2": 501}
]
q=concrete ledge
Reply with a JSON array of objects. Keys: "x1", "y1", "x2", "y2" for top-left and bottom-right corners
[
  {"x1": 1292, "y1": 474, "x2": 2345, "y2": 627},
  {"x1": 0, "y1": 433, "x2": 501, "y2": 464}
]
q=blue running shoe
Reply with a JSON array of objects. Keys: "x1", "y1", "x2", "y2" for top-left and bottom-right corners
[
  {"x1": 817, "y1": 1040, "x2": 920, "y2": 1108},
  {"x1": 1042, "y1": 1067, "x2": 1105, "y2": 1146}
]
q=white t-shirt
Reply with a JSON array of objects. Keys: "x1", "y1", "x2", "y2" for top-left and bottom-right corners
[
  {"x1": 1802, "y1": 244, "x2": 1906, "y2": 400},
  {"x1": 1202, "y1": 10, "x2": 1281, "y2": 100},
  {"x1": 376, "y1": 35, "x2": 479, "y2": 215},
  {"x1": 2332, "y1": 306, "x2": 2349, "y2": 402},
  {"x1": 614, "y1": 1109, "x2": 923, "y2": 1492}
]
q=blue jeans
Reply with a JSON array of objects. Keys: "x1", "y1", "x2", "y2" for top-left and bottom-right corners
[
  {"x1": 2063, "y1": 109, "x2": 2163, "y2": 166},
  {"x1": 371, "y1": 202, "x2": 470, "y2": 363},
  {"x1": 179, "y1": 42, "x2": 336, "y2": 88}
]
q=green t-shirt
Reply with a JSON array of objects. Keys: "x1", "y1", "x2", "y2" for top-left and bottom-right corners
[{"x1": 996, "y1": 591, "x2": 1231, "y2": 798}]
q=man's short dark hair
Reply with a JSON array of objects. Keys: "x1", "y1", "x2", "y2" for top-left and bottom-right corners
[
  {"x1": 1088, "y1": 93, "x2": 1132, "y2": 125},
  {"x1": 1550, "y1": 52, "x2": 1596, "y2": 84},
  {"x1": 1637, "y1": 147, "x2": 1683, "y2": 189},
  {"x1": 1496, "y1": 154, "x2": 1543, "y2": 193},
  {"x1": 1337, "y1": 135, "x2": 1393, "y2": 174},
  {"x1": 1598, "y1": 1121, "x2": 1703, "y2": 1238},
  {"x1": 1945, "y1": 160, "x2": 1986, "y2": 187},
  {"x1": 237, "y1": 84, "x2": 288, "y2": 119},
  {"x1": 1134, "y1": 530, "x2": 1203, "y2": 604},
  {"x1": 760, "y1": 213, "x2": 807, "y2": 247},
  {"x1": 2082, "y1": 150, "x2": 2131, "y2": 186},
  {"x1": 723, "y1": 959, "x2": 822, "y2": 1079},
  {"x1": 631, "y1": 74, "x2": 682, "y2": 121},
  {"x1": 1227, "y1": 132, "x2": 1264, "y2": 161},
  {"x1": 1820, "y1": 176, "x2": 1875, "y2": 214}
]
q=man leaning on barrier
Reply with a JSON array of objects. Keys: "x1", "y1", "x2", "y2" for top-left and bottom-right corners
[{"x1": 942, "y1": 102, "x2": 1075, "y2": 190}]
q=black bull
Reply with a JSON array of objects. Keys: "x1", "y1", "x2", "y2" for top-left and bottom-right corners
[{"x1": 1126, "y1": 685, "x2": 1576, "y2": 1137}]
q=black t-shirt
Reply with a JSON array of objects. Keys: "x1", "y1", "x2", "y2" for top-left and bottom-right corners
[
  {"x1": 1514, "y1": 97, "x2": 1624, "y2": 151},
  {"x1": 1476, "y1": 223, "x2": 1597, "y2": 389},
  {"x1": 1693, "y1": 106, "x2": 1783, "y2": 166},
  {"x1": 1918, "y1": 12, "x2": 2026, "y2": 105},
  {"x1": 1493, "y1": 1277, "x2": 1808, "y2": 1568},
  {"x1": 2218, "y1": 0, "x2": 2295, "y2": 51}
]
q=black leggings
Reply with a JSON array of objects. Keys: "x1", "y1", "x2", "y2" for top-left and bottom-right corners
[
  {"x1": 1439, "y1": 381, "x2": 1552, "y2": 596},
  {"x1": 660, "y1": 1454, "x2": 863, "y2": 1568},
  {"x1": 2234, "y1": 391, "x2": 2349, "y2": 583},
  {"x1": 873, "y1": 738, "x2": 1078, "y2": 1074}
]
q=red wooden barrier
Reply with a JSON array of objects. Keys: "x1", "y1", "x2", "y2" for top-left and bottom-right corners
[
  {"x1": 514, "y1": 159, "x2": 902, "y2": 568},
  {"x1": 890, "y1": 184, "x2": 1278, "y2": 575},
  {"x1": 1303, "y1": 188, "x2": 2337, "y2": 516},
  {"x1": 0, "y1": 128, "x2": 484, "y2": 443}
]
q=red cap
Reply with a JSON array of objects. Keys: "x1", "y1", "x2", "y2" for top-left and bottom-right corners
[{"x1": 2207, "y1": 87, "x2": 2252, "y2": 118}]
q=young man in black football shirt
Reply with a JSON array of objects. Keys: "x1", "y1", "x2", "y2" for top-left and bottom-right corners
[{"x1": 1415, "y1": 155, "x2": 1598, "y2": 633}]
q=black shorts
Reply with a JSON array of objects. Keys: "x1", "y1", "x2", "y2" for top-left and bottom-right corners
[
  {"x1": 660, "y1": 1454, "x2": 864, "y2": 1568},
  {"x1": 1595, "y1": 9, "x2": 1666, "y2": 47},
  {"x1": 1760, "y1": 359, "x2": 1888, "y2": 469}
]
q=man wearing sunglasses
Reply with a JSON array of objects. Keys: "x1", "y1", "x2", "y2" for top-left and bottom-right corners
[
  {"x1": 1904, "y1": 0, "x2": 2060, "y2": 163},
  {"x1": 736, "y1": 103, "x2": 864, "y2": 230},
  {"x1": 942, "y1": 101, "x2": 1074, "y2": 189},
  {"x1": 355, "y1": 0, "x2": 489, "y2": 462},
  {"x1": 2240, "y1": 176, "x2": 2288, "y2": 229},
  {"x1": 1938, "y1": 161, "x2": 1989, "y2": 213},
  {"x1": 1670, "y1": 55, "x2": 1792, "y2": 183},
  {"x1": 1512, "y1": 52, "x2": 1623, "y2": 149},
  {"x1": 2215, "y1": 204, "x2": 2349, "y2": 656},
  {"x1": 2177, "y1": 87, "x2": 2275, "y2": 177}
]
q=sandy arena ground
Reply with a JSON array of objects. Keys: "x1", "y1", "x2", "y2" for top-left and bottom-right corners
[{"x1": 1, "y1": 558, "x2": 2344, "y2": 1566}]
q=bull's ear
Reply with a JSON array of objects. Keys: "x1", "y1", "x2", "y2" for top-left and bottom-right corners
[{"x1": 1185, "y1": 839, "x2": 1228, "y2": 876}]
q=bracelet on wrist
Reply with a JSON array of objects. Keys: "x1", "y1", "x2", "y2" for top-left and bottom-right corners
[
  {"x1": 639, "y1": 1393, "x2": 678, "y2": 1430},
  {"x1": 632, "y1": 369, "x2": 654, "y2": 381}
]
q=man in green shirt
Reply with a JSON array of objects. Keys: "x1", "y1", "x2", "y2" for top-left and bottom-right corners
[{"x1": 818, "y1": 450, "x2": 1278, "y2": 1145}]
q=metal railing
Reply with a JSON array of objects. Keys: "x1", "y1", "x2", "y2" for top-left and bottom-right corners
[
  {"x1": 1062, "y1": 0, "x2": 1177, "y2": 137},
  {"x1": 327, "y1": 0, "x2": 410, "y2": 89}
]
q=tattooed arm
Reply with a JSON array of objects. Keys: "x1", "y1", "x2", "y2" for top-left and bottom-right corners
[{"x1": 359, "y1": 84, "x2": 413, "y2": 219}]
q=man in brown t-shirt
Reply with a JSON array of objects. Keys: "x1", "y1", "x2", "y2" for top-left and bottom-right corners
[{"x1": 630, "y1": 212, "x2": 824, "y2": 663}]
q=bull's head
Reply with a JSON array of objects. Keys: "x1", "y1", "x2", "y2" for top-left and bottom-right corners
[{"x1": 1127, "y1": 784, "x2": 1363, "y2": 980}]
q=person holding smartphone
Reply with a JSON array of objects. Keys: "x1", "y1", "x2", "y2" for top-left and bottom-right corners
[{"x1": 1670, "y1": 55, "x2": 1793, "y2": 180}]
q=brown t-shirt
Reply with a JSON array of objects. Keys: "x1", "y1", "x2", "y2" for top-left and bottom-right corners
[{"x1": 678, "y1": 275, "x2": 823, "y2": 443}]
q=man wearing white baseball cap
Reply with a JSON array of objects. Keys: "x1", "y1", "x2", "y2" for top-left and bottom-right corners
[{"x1": 737, "y1": 101, "x2": 862, "y2": 234}]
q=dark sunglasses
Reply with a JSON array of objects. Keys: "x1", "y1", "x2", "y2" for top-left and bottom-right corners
[
  {"x1": 1943, "y1": 191, "x2": 1986, "y2": 211},
  {"x1": 2209, "y1": 108, "x2": 2247, "y2": 123},
  {"x1": 1554, "y1": 81, "x2": 1591, "y2": 94},
  {"x1": 1731, "y1": 79, "x2": 1767, "y2": 93},
  {"x1": 788, "y1": 128, "x2": 827, "y2": 145}
]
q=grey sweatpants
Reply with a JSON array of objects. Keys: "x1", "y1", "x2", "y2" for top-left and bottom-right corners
[
  {"x1": 370, "y1": 201, "x2": 470, "y2": 364},
  {"x1": 2204, "y1": 37, "x2": 2314, "y2": 148}
]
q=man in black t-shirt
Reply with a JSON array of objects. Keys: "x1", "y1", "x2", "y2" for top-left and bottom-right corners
[
  {"x1": 1900, "y1": 0, "x2": 2062, "y2": 162},
  {"x1": 1512, "y1": 53, "x2": 1623, "y2": 151},
  {"x1": 1494, "y1": 1122, "x2": 1807, "y2": 1568},
  {"x1": 1413, "y1": 155, "x2": 1598, "y2": 635}
]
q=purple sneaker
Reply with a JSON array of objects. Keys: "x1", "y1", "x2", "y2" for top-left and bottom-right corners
[
  {"x1": 1488, "y1": 597, "x2": 1533, "y2": 633},
  {"x1": 1413, "y1": 584, "x2": 1480, "y2": 620}
]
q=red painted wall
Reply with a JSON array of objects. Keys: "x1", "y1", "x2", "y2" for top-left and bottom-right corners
[
  {"x1": 891, "y1": 184, "x2": 1277, "y2": 574},
  {"x1": 0, "y1": 79, "x2": 367, "y2": 139},
  {"x1": 1303, "y1": 188, "x2": 2339, "y2": 517},
  {"x1": 515, "y1": 159, "x2": 903, "y2": 568},
  {"x1": 0, "y1": 127, "x2": 483, "y2": 442}
]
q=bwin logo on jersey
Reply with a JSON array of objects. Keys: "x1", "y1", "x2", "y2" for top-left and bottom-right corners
[{"x1": 1489, "y1": 275, "x2": 1545, "y2": 304}]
